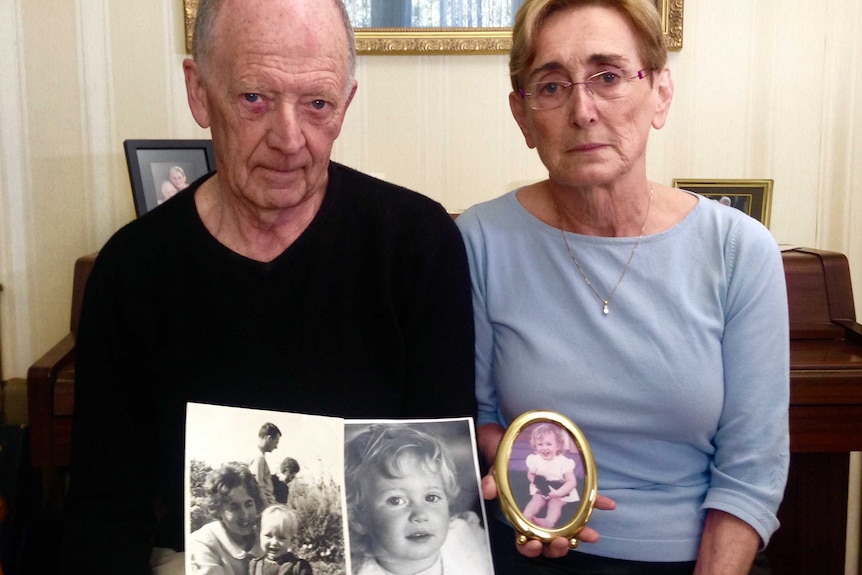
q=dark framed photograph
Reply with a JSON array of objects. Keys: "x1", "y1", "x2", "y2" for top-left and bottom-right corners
[
  {"x1": 672, "y1": 179, "x2": 774, "y2": 228},
  {"x1": 123, "y1": 139, "x2": 215, "y2": 217}
]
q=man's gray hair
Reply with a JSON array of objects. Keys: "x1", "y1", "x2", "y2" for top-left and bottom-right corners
[{"x1": 192, "y1": 0, "x2": 356, "y2": 89}]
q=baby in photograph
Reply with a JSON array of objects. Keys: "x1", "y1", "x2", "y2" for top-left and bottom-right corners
[
  {"x1": 522, "y1": 423, "x2": 580, "y2": 529},
  {"x1": 344, "y1": 424, "x2": 493, "y2": 575},
  {"x1": 248, "y1": 504, "x2": 312, "y2": 575}
]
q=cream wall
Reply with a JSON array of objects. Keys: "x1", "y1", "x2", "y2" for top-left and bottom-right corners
[
  {"x1": 2, "y1": 0, "x2": 861, "y2": 379},
  {"x1": 0, "y1": 0, "x2": 861, "y2": 568}
]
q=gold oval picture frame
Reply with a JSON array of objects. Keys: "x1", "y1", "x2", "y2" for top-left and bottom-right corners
[{"x1": 495, "y1": 410, "x2": 598, "y2": 548}]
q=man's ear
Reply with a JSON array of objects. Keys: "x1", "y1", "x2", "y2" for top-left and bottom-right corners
[
  {"x1": 509, "y1": 91, "x2": 536, "y2": 149},
  {"x1": 651, "y1": 66, "x2": 674, "y2": 130},
  {"x1": 345, "y1": 79, "x2": 358, "y2": 110},
  {"x1": 183, "y1": 58, "x2": 211, "y2": 129}
]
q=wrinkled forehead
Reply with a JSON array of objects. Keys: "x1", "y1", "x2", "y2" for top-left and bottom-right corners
[
  {"x1": 212, "y1": 0, "x2": 351, "y2": 77},
  {"x1": 530, "y1": 6, "x2": 642, "y2": 71}
]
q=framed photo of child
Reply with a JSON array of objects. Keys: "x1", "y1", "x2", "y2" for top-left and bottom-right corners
[{"x1": 494, "y1": 410, "x2": 598, "y2": 549}]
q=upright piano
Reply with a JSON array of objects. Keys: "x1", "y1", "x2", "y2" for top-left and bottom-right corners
[{"x1": 767, "y1": 248, "x2": 862, "y2": 574}]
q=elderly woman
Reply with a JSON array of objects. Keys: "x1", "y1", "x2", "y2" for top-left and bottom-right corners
[
  {"x1": 189, "y1": 463, "x2": 264, "y2": 575},
  {"x1": 456, "y1": 0, "x2": 789, "y2": 573}
]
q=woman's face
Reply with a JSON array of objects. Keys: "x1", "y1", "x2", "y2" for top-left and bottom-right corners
[
  {"x1": 219, "y1": 485, "x2": 258, "y2": 541},
  {"x1": 510, "y1": 5, "x2": 673, "y2": 189}
]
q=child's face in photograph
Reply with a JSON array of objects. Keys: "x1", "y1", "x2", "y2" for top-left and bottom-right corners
[
  {"x1": 260, "y1": 516, "x2": 290, "y2": 560},
  {"x1": 220, "y1": 485, "x2": 258, "y2": 540},
  {"x1": 535, "y1": 432, "x2": 560, "y2": 460},
  {"x1": 361, "y1": 455, "x2": 450, "y2": 572}
]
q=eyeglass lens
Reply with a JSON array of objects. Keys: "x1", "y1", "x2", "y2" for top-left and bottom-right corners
[{"x1": 524, "y1": 68, "x2": 649, "y2": 110}]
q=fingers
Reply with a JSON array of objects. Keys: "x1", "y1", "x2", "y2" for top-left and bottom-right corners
[
  {"x1": 544, "y1": 536, "x2": 572, "y2": 558},
  {"x1": 509, "y1": 493, "x2": 616, "y2": 560},
  {"x1": 574, "y1": 526, "x2": 600, "y2": 544},
  {"x1": 594, "y1": 494, "x2": 616, "y2": 511},
  {"x1": 515, "y1": 538, "x2": 545, "y2": 558},
  {"x1": 481, "y1": 472, "x2": 498, "y2": 501},
  {"x1": 514, "y1": 535, "x2": 578, "y2": 559}
]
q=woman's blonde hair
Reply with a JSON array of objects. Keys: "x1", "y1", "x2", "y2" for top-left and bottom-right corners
[{"x1": 509, "y1": 0, "x2": 667, "y2": 92}]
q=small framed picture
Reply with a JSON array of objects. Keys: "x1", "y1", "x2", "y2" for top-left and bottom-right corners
[
  {"x1": 123, "y1": 139, "x2": 215, "y2": 217},
  {"x1": 672, "y1": 179, "x2": 774, "y2": 228},
  {"x1": 495, "y1": 410, "x2": 597, "y2": 549}
]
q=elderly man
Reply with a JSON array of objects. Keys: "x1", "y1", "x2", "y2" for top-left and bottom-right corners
[{"x1": 61, "y1": 0, "x2": 475, "y2": 572}]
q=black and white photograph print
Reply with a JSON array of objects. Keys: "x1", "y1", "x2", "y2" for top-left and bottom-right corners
[
  {"x1": 185, "y1": 403, "x2": 347, "y2": 575},
  {"x1": 343, "y1": 419, "x2": 494, "y2": 575}
]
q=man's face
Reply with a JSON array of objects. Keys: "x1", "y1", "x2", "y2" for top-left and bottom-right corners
[
  {"x1": 510, "y1": 5, "x2": 672, "y2": 188},
  {"x1": 185, "y1": 0, "x2": 356, "y2": 214},
  {"x1": 265, "y1": 434, "x2": 281, "y2": 453}
]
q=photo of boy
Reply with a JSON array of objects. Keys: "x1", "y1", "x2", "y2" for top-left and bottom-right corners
[{"x1": 344, "y1": 423, "x2": 493, "y2": 575}]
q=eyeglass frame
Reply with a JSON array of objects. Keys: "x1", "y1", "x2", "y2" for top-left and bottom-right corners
[{"x1": 517, "y1": 67, "x2": 655, "y2": 110}]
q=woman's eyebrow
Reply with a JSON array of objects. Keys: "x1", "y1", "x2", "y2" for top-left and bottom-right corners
[
  {"x1": 527, "y1": 61, "x2": 567, "y2": 82},
  {"x1": 527, "y1": 53, "x2": 630, "y2": 82}
]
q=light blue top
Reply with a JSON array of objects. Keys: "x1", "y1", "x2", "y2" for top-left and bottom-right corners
[{"x1": 456, "y1": 190, "x2": 789, "y2": 562}]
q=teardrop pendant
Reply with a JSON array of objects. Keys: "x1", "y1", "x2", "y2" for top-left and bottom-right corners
[{"x1": 602, "y1": 301, "x2": 609, "y2": 315}]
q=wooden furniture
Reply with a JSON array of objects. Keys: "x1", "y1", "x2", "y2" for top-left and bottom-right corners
[
  {"x1": 23, "y1": 247, "x2": 862, "y2": 572},
  {"x1": 26, "y1": 252, "x2": 96, "y2": 502},
  {"x1": 766, "y1": 248, "x2": 862, "y2": 574}
]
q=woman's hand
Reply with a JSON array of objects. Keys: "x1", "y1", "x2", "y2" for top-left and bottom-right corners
[{"x1": 481, "y1": 467, "x2": 617, "y2": 559}]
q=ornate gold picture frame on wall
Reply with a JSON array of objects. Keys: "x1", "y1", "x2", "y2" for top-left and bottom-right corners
[
  {"x1": 672, "y1": 179, "x2": 774, "y2": 228},
  {"x1": 495, "y1": 410, "x2": 598, "y2": 548},
  {"x1": 183, "y1": 0, "x2": 683, "y2": 55}
]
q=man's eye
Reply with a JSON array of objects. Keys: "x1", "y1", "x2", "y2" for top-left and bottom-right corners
[
  {"x1": 243, "y1": 93, "x2": 261, "y2": 103},
  {"x1": 311, "y1": 99, "x2": 327, "y2": 110}
]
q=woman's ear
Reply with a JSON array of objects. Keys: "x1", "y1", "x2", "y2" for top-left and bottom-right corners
[
  {"x1": 509, "y1": 91, "x2": 537, "y2": 149},
  {"x1": 651, "y1": 67, "x2": 674, "y2": 130}
]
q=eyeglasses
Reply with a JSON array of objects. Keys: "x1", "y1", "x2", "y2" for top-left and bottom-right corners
[{"x1": 519, "y1": 67, "x2": 653, "y2": 110}]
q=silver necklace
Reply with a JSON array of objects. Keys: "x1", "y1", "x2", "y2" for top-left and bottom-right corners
[{"x1": 558, "y1": 186, "x2": 653, "y2": 315}]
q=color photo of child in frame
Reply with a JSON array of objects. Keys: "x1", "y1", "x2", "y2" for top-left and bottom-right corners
[
  {"x1": 510, "y1": 421, "x2": 584, "y2": 530},
  {"x1": 343, "y1": 421, "x2": 493, "y2": 575}
]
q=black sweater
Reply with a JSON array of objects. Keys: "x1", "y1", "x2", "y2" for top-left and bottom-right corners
[{"x1": 63, "y1": 163, "x2": 476, "y2": 573}]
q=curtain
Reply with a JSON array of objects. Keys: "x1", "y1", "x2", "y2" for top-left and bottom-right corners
[
  {"x1": 356, "y1": 0, "x2": 519, "y2": 28},
  {"x1": 371, "y1": 0, "x2": 412, "y2": 27}
]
